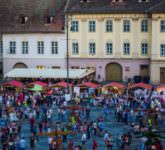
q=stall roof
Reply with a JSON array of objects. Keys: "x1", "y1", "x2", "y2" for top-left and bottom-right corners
[
  {"x1": 129, "y1": 82, "x2": 152, "y2": 90},
  {"x1": 4, "y1": 68, "x2": 94, "y2": 79}
]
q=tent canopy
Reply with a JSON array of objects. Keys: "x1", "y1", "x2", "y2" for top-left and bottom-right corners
[
  {"x1": 79, "y1": 82, "x2": 99, "y2": 89},
  {"x1": 29, "y1": 84, "x2": 43, "y2": 92},
  {"x1": 129, "y1": 82, "x2": 152, "y2": 90},
  {"x1": 29, "y1": 81, "x2": 48, "y2": 87},
  {"x1": 5, "y1": 68, "x2": 94, "y2": 79},
  {"x1": 3, "y1": 80, "x2": 24, "y2": 88},
  {"x1": 52, "y1": 81, "x2": 72, "y2": 88},
  {"x1": 157, "y1": 84, "x2": 165, "y2": 92},
  {"x1": 103, "y1": 82, "x2": 126, "y2": 89}
]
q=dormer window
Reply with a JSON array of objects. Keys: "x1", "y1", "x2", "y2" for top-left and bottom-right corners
[
  {"x1": 138, "y1": 0, "x2": 149, "y2": 2},
  {"x1": 112, "y1": 0, "x2": 124, "y2": 2},
  {"x1": 20, "y1": 16, "x2": 28, "y2": 24},
  {"x1": 80, "y1": 0, "x2": 91, "y2": 3},
  {"x1": 46, "y1": 16, "x2": 54, "y2": 24}
]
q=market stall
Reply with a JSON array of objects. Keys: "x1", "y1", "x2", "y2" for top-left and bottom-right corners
[
  {"x1": 156, "y1": 84, "x2": 165, "y2": 93},
  {"x1": 129, "y1": 82, "x2": 152, "y2": 91},
  {"x1": 102, "y1": 82, "x2": 126, "y2": 94}
]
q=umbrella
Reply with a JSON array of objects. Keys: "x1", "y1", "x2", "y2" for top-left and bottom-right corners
[
  {"x1": 3, "y1": 80, "x2": 24, "y2": 88},
  {"x1": 79, "y1": 82, "x2": 99, "y2": 89},
  {"x1": 103, "y1": 82, "x2": 126, "y2": 89},
  {"x1": 52, "y1": 81, "x2": 72, "y2": 88},
  {"x1": 29, "y1": 85, "x2": 43, "y2": 92},
  {"x1": 156, "y1": 84, "x2": 165, "y2": 92},
  {"x1": 28, "y1": 81, "x2": 47, "y2": 87},
  {"x1": 129, "y1": 82, "x2": 152, "y2": 90}
]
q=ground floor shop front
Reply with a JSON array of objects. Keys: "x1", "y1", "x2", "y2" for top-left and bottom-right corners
[
  {"x1": 150, "y1": 60, "x2": 165, "y2": 84},
  {"x1": 69, "y1": 58, "x2": 150, "y2": 83}
]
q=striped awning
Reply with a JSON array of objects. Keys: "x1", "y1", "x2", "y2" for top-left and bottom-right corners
[{"x1": 4, "y1": 68, "x2": 94, "y2": 79}]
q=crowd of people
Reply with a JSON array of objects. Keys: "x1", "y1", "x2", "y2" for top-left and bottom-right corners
[{"x1": 0, "y1": 79, "x2": 164, "y2": 150}]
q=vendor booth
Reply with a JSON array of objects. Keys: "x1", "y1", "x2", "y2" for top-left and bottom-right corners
[
  {"x1": 129, "y1": 82, "x2": 152, "y2": 91},
  {"x1": 102, "y1": 82, "x2": 126, "y2": 94}
]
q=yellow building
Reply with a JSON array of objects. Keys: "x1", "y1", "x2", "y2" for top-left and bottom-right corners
[{"x1": 66, "y1": 0, "x2": 165, "y2": 84}]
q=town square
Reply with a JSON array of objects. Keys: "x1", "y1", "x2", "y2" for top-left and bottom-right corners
[{"x1": 0, "y1": 0, "x2": 165, "y2": 150}]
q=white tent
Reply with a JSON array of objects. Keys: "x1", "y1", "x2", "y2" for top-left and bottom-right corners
[{"x1": 4, "y1": 68, "x2": 94, "y2": 79}]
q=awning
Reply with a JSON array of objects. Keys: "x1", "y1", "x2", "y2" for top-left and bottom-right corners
[
  {"x1": 29, "y1": 85, "x2": 44, "y2": 92},
  {"x1": 52, "y1": 81, "x2": 72, "y2": 88},
  {"x1": 129, "y1": 82, "x2": 152, "y2": 90},
  {"x1": 3, "y1": 80, "x2": 24, "y2": 88},
  {"x1": 103, "y1": 82, "x2": 126, "y2": 89},
  {"x1": 79, "y1": 82, "x2": 99, "y2": 89},
  {"x1": 29, "y1": 81, "x2": 48, "y2": 87},
  {"x1": 4, "y1": 68, "x2": 94, "y2": 79},
  {"x1": 157, "y1": 85, "x2": 165, "y2": 92}
]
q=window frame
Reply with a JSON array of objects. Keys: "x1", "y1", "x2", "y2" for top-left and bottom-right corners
[
  {"x1": 106, "y1": 20, "x2": 113, "y2": 32},
  {"x1": 22, "y1": 41, "x2": 28, "y2": 54},
  {"x1": 141, "y1": 20, "x2": 148, "y2": 32},
  {"x1": 123, "y1": 20, "x2": 130, "y2": 32},
  {"x1": 37, "y1": 41, "x2": 44, "y2": 54},
  {"x1": 89, "y1": 20, "x2": 96, "y2": 32},
  {"x1": 160, "y1": 44, "x2": 165, "y2": 57},
  {"x1": 72, "y1": 42, "x2": 79, "y2": 55},
  {"x1": 51, "y1": 41, "x2": 58, "y2": 54},
  {"x1": 160, "y1": 20, "x2": 165, "y2": 32},
  {"x1": 9, "y1": 41, "x2": 16, "y2": 54},
  {"x1": 89, "y1": 42, "x2": 96, "y2": 55},
  {"x1": 106, "y1": 42, "x2": 113, "y2": 55},
  {"x1": 0, "y1": 40, "x2": 3, "y2": 54},
  {"x1": 141, "y1": 42, "x2": 148, "y2": 56},
  {"x1": 71, "y1": 21, "x2": 79, "y2": 32},
  {"x1": 123, "y1": 42, "x2": 130, "y2": 55}
]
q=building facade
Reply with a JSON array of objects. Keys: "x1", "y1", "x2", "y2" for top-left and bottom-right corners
[
  {"x1": 0, "y1": 0, "x2": 67, "y2": 75},
  {"x1": 66, "y1": 0, "x2": 165, "y2": 84},
  {"x1": 3, "y1": 33, "x2": 66, "y2": 74}
]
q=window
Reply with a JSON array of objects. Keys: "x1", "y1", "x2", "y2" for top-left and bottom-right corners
[
  {"x1": 141, "y1": 20, "x2": 148, "y2": 32},
  {"x1": 20, "y1": 16, "x2": 28, "y2": 24},
  {"x1": 89, "y1": 21, "x2": 96, "y2": 32},
  {"x1": 123, "y1": 20, "x2": 130, "y2": 32},
  {"x1": 22, "y1": 41, "x2": 28, "y2": 54},
  {"x1": 106, "y1": 20, "x2": 113, "y2": 32},
  {"x1": 141, "y1": 43, "x2": 148, "y2": 55},
  {"x1": 36, "y1": 66, "x2": 46, "y2": 69},
  {"x1": 37, "y1": 41, "x2": 44, "y2": 54},
  {"x1": 106, "y1": 42, "x2": 113, "y2": 55},
  {"x1": 160, "y1": 20, "x2": 165, "y2": 32},
  {"x1": 160, "y1": 44, "x2": 165, "y2": 57},
  {"x1": 0, "y1": 41, "x2": 3, "y2": 54},
  {"x1": 51, "y1": 41, "x2": 58, "y2": 54},
  {"x1": 9, "y1": 41, "x2": 16, "y2": 54},
  {"x1": 89, "y1": 42, "x2": 96, "y2": 55},
  {"x1": 71, "y1": 66, "x2": 79, "y2": 69},
  {"x1": 71, "y1": 21, "x2": 79, "y2": 32},
  {"x1": 72, "y1": 42, "x2": 79, "y2": 55},
  {"x1": 52, "y1": 66, "x2": 60, "y2": 69},
  {"x1": 46, "y1": 16, "x2": 53, "y2": 24},
  {"x1": 123, "y1": 43, "x2": 130, "y2": 55}
]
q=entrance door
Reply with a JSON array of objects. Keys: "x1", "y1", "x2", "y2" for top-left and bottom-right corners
[
  {"x1": 140, "y1": 65, "x2": 149, "y2": 77},
  {"x1": 160, "y1": 68, "x2": 165, "y2": 83},
  {"x1": 106, "y1": 63, "x2": 122, "y2": 81}
]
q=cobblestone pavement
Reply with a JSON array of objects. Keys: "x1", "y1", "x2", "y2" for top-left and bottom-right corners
[{"x1": 19, "y1": 105, "x2": 145, "y2": 150}]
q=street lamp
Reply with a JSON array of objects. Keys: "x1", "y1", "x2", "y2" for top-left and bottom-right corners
[{"x1": 66, "y1": 14, "x2": 69, "y2": 94}]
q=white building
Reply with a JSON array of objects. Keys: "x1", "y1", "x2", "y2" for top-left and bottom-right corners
[
  {"x1": 3, "y1": 33, "x2": 66, "y2": 74},
  {"x1": 0, "y1": 0, "x2": 67, "y2": 75}
]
